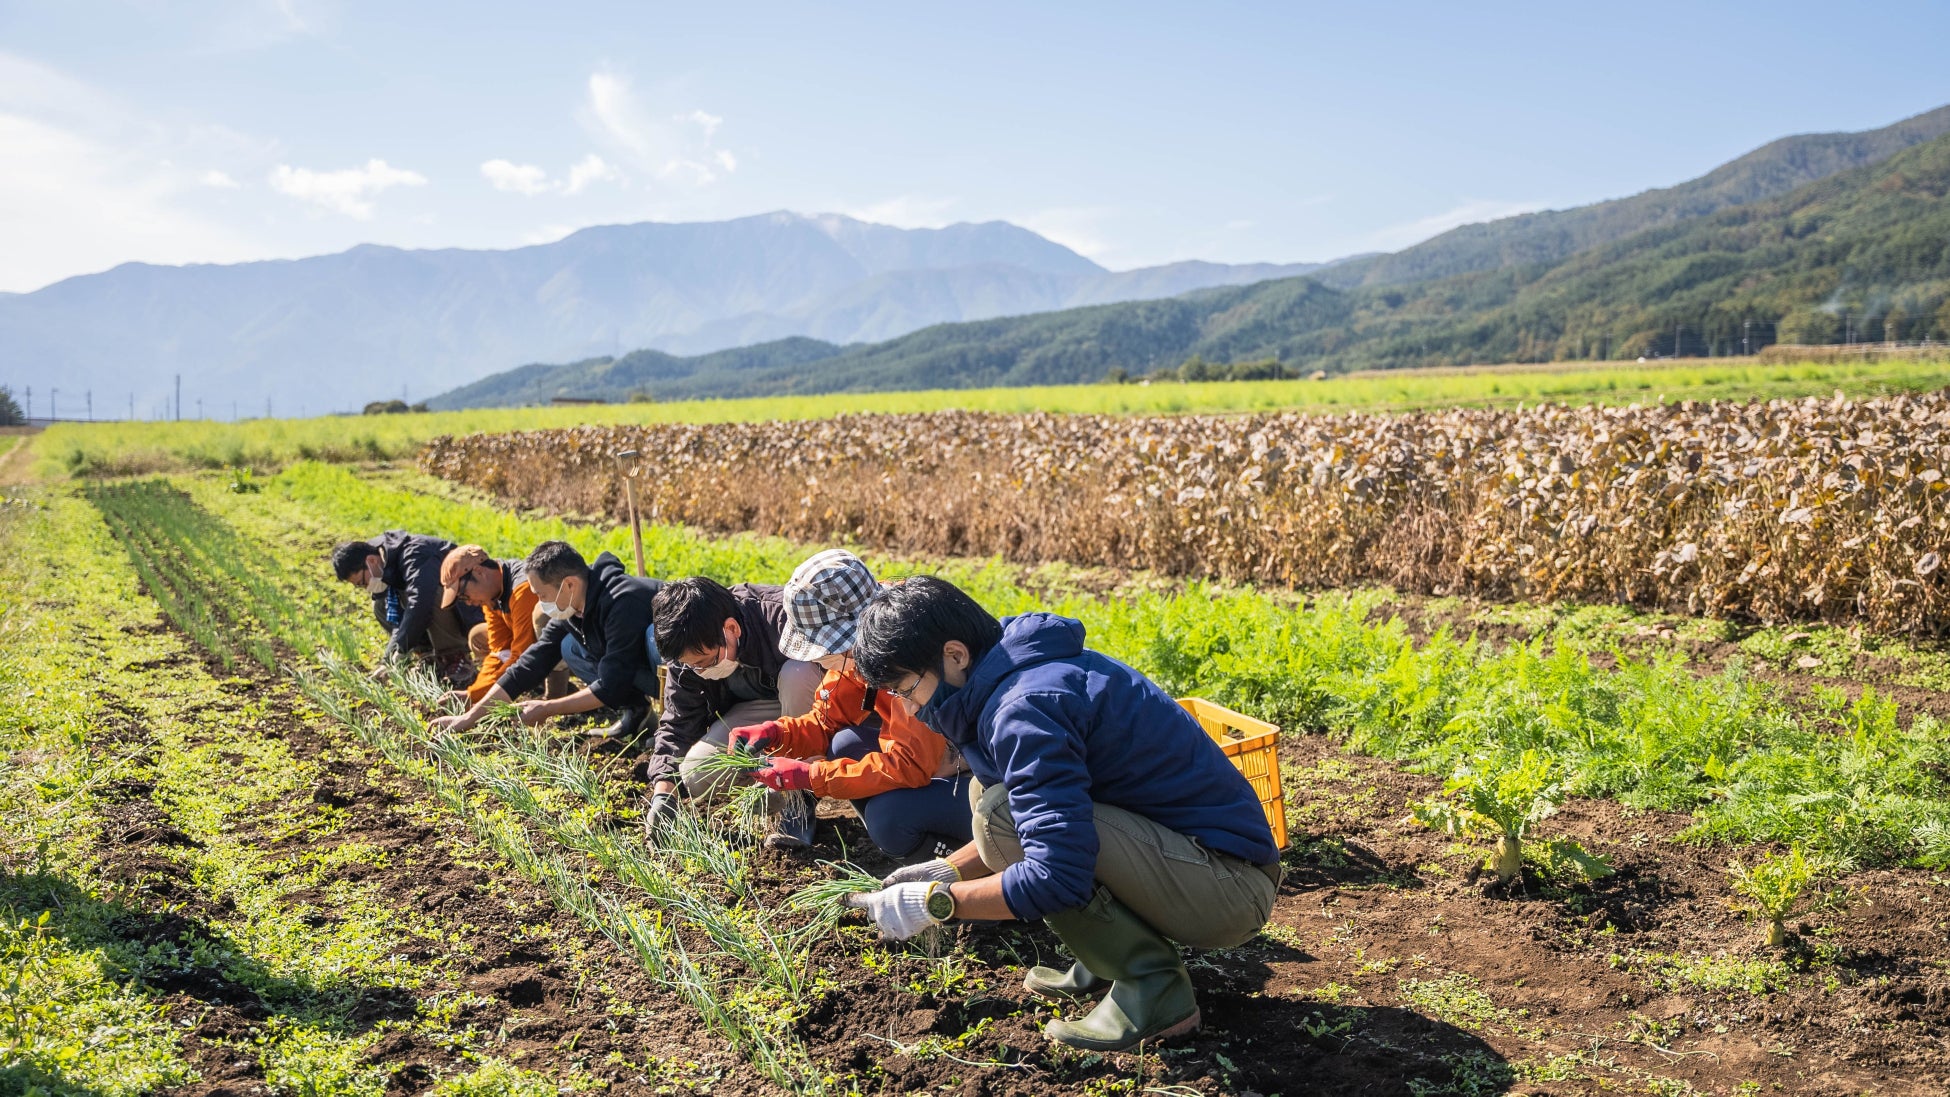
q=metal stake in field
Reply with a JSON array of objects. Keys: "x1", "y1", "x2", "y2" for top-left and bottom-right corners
[{"x1": 612, "y1": 448, "x2": 647, "y2": 578}]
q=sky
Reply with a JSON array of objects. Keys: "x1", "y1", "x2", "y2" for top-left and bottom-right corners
[{"x1": 2, "y1": 1, "x2": 1947, "y2": 294}]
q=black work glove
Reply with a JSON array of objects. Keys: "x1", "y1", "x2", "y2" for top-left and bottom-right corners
[{"x1": 643, "y1": 791, "x2": 680, "y2": 842}]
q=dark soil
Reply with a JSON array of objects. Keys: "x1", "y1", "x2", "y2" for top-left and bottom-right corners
[
  {"x1": 81, "y1": 632, "x2": 736, "y2": 1096},
  {"x1": 97, "y1": 601, "x2": 1950, "y2": 1095},
  {"x1": 732, "y1": 729, "x2": 1950, "y2": 1096}
]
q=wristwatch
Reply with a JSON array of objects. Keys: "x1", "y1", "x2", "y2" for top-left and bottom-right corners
[{"x1": 925, "y1": 882, "x2": 957, "y2": 923}]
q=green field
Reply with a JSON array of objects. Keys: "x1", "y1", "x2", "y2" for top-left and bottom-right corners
[
  {"x1": 8, "y1": 437, "x2": 1950, "y2": 1093},
  {"x1": 35, "y1": 356, "x2": 1950, "y2": 477}
]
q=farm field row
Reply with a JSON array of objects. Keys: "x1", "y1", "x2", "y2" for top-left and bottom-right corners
[
  {"x1": 34, "y1": 356, "x2": 1950, "y2": 478},
  {"x1": 7, "y1": 455, "x2": 1950, "y2": 1094},
  {"x1": 429, "y1": 389, "x2": 1950, "y2": 635}
]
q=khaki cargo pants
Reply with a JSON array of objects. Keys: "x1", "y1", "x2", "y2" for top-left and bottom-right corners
[{"x1": 970, "y1": 778, "x2": 1280, "y2": 949}]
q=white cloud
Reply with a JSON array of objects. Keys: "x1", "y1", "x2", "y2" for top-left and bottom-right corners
[
  {"x1": 562, "y1": 154, "x2": 621, "y2": 195},
  {"x1": 0, "y1": 52, "x2": 262, "y2": 291},
  {"x1": 480, "y1": 158, "x2": 550, "y2": 195},
  {"x1": 844, "y1": 195, "x2": 960, "y2": 229},
  {"x1": 480, "y1": 154, "x2": 621, "y2": 197},
  {"x1": 580, "y1": 68, "x2": 734, "y2": 187},
  {"x1": 268, "y1": 158, "x2": 426, "y2": 219},
  {"x1": 1363, "y1": 198, "x2": 1541, "y2": 252},
  {"x1": 200, "y1": 168, "x2": 242, "y2": 189}
]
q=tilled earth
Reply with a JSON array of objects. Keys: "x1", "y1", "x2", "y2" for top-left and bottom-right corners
[{"x1": 84, "y1": 606, "x2": 1950, "y2": 1097}]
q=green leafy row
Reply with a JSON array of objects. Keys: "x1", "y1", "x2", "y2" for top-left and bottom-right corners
[{"x1": 276, "y1": 461, "x2": 1950, "y2": 867}]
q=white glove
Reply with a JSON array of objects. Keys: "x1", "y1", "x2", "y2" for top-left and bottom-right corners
[
  {"x1": 881, "y1": 858, "x2": 961, "y2": 888},
  {"x1": 843, "y1": 882, "x2": 943, "y2": 940}
]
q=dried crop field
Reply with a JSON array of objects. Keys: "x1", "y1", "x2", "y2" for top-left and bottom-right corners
[
  {"x1": 9, "y1": 438, "x2": 1950, "y2": 1095},
  {"x1": 427, "y1": 389, "x2": 1950, "y2": 635}
]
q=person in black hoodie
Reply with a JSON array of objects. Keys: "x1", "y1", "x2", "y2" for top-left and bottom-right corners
[
  {"x1": 430, "y1": 541, "x2": 664, "y2": 741},
  {"x1": 331, "y1": 531, "x2": 479, "y2": 680},
  {"x1": 645, "y1": 577, "x2": 822, "y2": 846}
]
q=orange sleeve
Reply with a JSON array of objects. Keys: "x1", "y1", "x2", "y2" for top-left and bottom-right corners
[
  {"x1": 808, "y1": 685, "x2": 950, "y2": 801},
  {"x1": 770, "y1": 668, "x2": 861, "y2": 758},
  {"x1": 466, "y1": 580, "x2": 539, "y2": 703}
]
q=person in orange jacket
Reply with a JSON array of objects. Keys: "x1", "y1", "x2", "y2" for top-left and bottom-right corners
[
  {"x1": 730, "y1": 550, "x2": 973, "y2": 859},
  {"x1": 438, "y1": 545, "x2": 543, "y2": 706}
]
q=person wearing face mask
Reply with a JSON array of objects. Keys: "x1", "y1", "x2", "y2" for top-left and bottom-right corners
[
  {"x1": 331, "y1": 532, "x2": 480, "y2": 682},
  {"x1": 724, "y1": 550, "x2": 973, "y2": 856},
  {"x1": 430, "y1": 540, "x2": 663, "y2": 739},
  {"x1": 645, "y1": 576, "x2": 822, "y2": 844},
  {"x1": 843, "y1": 577, "x2": 1281, "y2": 1054}
]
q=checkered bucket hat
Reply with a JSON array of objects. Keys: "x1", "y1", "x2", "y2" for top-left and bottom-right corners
[{"x1": 779, "y1": 549, "x2": 881, "y2": 661}]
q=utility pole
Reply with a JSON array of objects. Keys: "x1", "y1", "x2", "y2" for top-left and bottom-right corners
[
  {"x1": 196, "y1": 398, "x2": 203, "y2": 419},
  {"x1": 86, "y1": 391, "x2": 92, "y2": 420},
  {"x1": 23, "y1": 387, "x2": 29, "y2": 419},
  {"x1": 50, "y1": 388, "x2": 57, "y2": 420},
  {"x1": 231, "y1": 400, "x2": 237, "y2": 422},
  {"x1": 266, "y1": 397, "x2": 273, "y2": 419},
  {"x1": 128, "y1": 394, "x2": 134, "y2": 420},
  {"x1": 1673, "y1": 321, "x2": 1682, "y2": 359},
  {"x1": 175, "y1": 374, "x2": 182, "y2": 421},
  {"x1": 1743, "y1": 319, "x2": 1751, "y2": 356}
]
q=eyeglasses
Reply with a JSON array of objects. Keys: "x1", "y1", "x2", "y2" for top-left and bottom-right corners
[
  {"x1": 678, "y1": 644, "x2": 728, "y2": 673},
  {"x1": 452, "y1": 570, "x2": 480, "y2": 598},
  {"x1": 886, "y1": 672, "x2": 930, "y2": 702}
]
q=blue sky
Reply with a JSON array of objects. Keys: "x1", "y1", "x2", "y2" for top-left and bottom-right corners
[{"x1": 1, "y1": 1, "x2": 1946, "y2": 292}]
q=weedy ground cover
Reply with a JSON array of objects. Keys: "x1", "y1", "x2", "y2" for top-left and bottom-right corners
[
  {"x1": 0, "y1": 486, "x2": 618, "y2": 1095},
  {"x1": 37, "y1": 356, "x2": 1950, "y2": 477},
  {"x1": 16, "y1": 439, "x2": 1950, "y2": 1094},
  {"x1": 280, "y1": 461, "x2": 1950, "y2": 870},
  {"x1": 428, "y1": 386, "x2": 1950, "y2": 634}
]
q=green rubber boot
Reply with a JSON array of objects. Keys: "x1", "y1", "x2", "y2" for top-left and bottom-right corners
[
  {"x1": 1039, "y1": 887, "x2": 1199, "y2": 1052},
  {"x1": 1023, "y1": 960, "x2": 1105, "y2": 1003}
]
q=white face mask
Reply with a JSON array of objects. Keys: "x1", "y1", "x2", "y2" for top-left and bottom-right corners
[
  {"x1": 539, "y1": 578, "x2": 578, "y2": 622},
  {"x1": 365, "y1": 574, "x2": 388, "y2": 595},
  {"x1": 694, "y1": 654, "x2": 738, "y2": 680}
]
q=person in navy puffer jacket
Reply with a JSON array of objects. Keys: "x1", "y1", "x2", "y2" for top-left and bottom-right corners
[{"x1": 844, "y1": 577, "x2": 1281, "y2": 1053}]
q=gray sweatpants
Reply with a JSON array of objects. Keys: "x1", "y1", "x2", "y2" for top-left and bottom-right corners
[{"x1": 970, "y1": 778, "x2": 1279, "y2": 949}]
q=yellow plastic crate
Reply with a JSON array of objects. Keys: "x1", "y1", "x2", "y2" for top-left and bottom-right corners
[{"x1": 1178, "y1": 697, "x2": 1288, "y2": 850}]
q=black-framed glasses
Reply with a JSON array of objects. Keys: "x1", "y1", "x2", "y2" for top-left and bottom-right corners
[
  {"x1": 886, "y1": 672, "x2": 931, "y2": 702},
  {"x1": 453, "y1": 570, "x2": 480, "y2": 598}
]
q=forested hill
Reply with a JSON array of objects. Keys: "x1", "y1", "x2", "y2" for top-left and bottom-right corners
[
  {"x1": 433, "y1": 129, "x2": 1950, "y2": 407},
  {"x1": 1313, "y1": 103, "x2": 1950, "y2": 291}
]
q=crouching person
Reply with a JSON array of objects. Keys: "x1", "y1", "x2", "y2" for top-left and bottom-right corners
[
  {"x1": 729, "y1": 551, "x2": 973, "y2": 861},
  {"x1": 844, "y1": 577, "x2": 1280, "y2": 1052},
  {"x1": 438, "y1": 545, "x2": 546, "y2": 707},
  {"x1": 331, "y1": 531, "x2": 481, "y2": 682},
  {"x1": 645, "y1": 577, "x2": 822, "y2": 846},
  {"x1": 431, "y1": 541, "x2": 662, "y2": 738}
]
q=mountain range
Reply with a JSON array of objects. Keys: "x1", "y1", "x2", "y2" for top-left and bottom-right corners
[
  {"x1": 434, "y1": 104, "x2": 1950, "y2": 407},
  {"x1": 0, "y1": 213, "x2": 1325, "y2": 416},
  {"x1": 6, "y1": 103, "x2": 1949, "y2": 416}
]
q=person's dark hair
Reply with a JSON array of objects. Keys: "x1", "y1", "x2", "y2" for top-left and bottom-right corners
[
  {"x1": 330, "y1": 541, "x2": 376, "y2": 581},
  {"x1": 653, "y1": 577, "x2": 742, "y2": 658},
  {"x1": 853, "y1": 576, "x2": 1003, "y2": 688},
  {"x1": 525, "y1": 541, "x2": 589, "y2": 588}
]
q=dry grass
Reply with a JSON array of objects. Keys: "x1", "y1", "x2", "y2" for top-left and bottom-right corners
[{"x1": 424, "y1": 389, "x2": 1950, "y2": 633}]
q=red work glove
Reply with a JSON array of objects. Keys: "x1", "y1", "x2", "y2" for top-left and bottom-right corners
[
  {"x1": 728, "y1": 721, "x2": 783, "y2": 752},
  {"x1": 752, "y1": 755, "x2": 815, "y2": 791}
]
